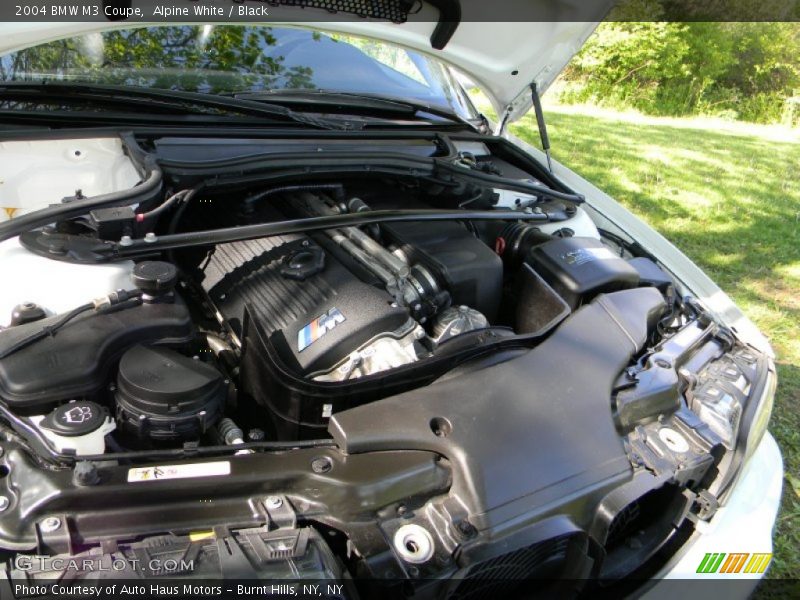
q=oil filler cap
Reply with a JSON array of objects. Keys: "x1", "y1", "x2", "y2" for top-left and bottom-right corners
[
  {"x1": 281, "y1": 245, "x2": 325, "y2": 281},
  {"x1": 40, "y1": 401, "x2": 108, "y2": 437},
  {"x1": 132, "y1": 261, "x2": 178, "y2": 294}
]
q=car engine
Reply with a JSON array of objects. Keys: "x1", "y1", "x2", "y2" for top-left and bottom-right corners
[{"x1": 0, "y1": 135, "x2": 771, "y2": 595}]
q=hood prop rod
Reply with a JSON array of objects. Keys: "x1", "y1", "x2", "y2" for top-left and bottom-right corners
[{"x1": 531, "y1": 82, "x2": 553, "y2": 173}]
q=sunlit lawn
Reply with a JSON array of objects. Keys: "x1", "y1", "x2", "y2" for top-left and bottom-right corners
[{"x1": 509, "y1": 107, "x2": 800, "y2": 579}]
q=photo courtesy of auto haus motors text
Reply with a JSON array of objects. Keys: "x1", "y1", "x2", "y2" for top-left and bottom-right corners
[
  {"x1": 13, "y1": 583, "x2": 346, "y2": 598},
  {"x1": 0, "y1": 0, "x2": 795, "y2": 599}
]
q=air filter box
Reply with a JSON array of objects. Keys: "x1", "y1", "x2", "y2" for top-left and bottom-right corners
[
  {"x1": 380, "y1": 221, "x2": 503, "y2": 321},
  {"x1": 527, "y1": 237, "x2": 639, "y2": 308}
]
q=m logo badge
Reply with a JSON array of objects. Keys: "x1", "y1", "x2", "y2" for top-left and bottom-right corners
[{"x1": 297, "y1": 308, "x2": 346, "y2": 352}]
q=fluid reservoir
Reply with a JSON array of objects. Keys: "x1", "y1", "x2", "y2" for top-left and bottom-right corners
[{"x1": 29, "y1": 401, "x2": 116, "y2": 456}]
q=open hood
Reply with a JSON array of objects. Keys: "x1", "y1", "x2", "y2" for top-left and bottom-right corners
[{"x1": 0, "y1": 1, "x2": 611, "y2": 123}]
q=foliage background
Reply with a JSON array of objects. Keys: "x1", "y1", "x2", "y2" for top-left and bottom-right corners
[{"x1": 556, "y1": 14, "x2": 800, "y2": 125}]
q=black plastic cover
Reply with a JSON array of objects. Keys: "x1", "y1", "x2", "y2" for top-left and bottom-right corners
[
  {"x1": 330, "y1": 288, "x2": 666, "y2": 530},
  {"x1": 381, "y1": 220, "x2": 504, "y2": 320},
  {"x1": 515, "y1": 263, "x2": 571, "y2": 335},
  {"x1": 628, "y1": 257, "x2": 674, "y2": 292},
  {"x1": 527, "y1": 237, "x2": 640, "y2": 308},
  {"x1": 7, "y1": 527, "x2": 343, "y2": 580},
  {"x1": 272, "y1": 279, "x2": 409, "y2": 375},
  {"x1": 0, "y1": 299, "x2": 194, "y2": 408},
  {"x1": 615, "y1": 364, "x2": 681, "y2": 432},
  {"x1": 89, "y1": 206, "x2": 135, "y2": 241},
  {"x1": 115, "y1": 345, "x2": 225, "y2": 442},
  {"x1": 205, "y1": 236, "x2": 408, "y2": 376}
]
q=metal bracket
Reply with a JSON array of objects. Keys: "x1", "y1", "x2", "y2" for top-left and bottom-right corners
[
  {"x1": 263, "y1": 495, "x2": 297, "y2": 529},
  {"x1": 36, "y1": 514, "x2": 72, "y2": 555}
]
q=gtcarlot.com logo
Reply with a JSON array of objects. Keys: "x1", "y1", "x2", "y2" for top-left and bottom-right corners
[{"x1": 696, "y1": 552, "x2": 773, "y2": 574}]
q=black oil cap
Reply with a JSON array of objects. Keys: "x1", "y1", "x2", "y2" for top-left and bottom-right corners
[
  {"x1": 280, "y1": 246, "x2": 325, "y2": 281},
  {"x1": 132, "y1": 261, "x2": 178, "y2": 294},
  {"x1": 40, "y1": 401, "x2": 107, "y2": 437}
]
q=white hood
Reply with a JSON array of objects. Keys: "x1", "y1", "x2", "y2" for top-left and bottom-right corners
[{"x1": 0, "y1": 2, "x2": 607, "y2": 122}]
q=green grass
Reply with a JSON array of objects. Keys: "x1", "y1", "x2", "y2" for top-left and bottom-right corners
[{"x1": 509, "y1": 108, "x2": 800, "y2": 578}]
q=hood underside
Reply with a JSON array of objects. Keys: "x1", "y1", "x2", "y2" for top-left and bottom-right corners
[{"x1": 0, "y1": 2, "x2": 610, "y2": 122}]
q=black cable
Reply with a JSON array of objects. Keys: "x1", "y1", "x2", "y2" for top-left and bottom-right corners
[
  {"x1": 166, "y1": 186, "x2": 202, "y2": 264},
  {"x1": 167, "y1": 187, "x2": 200, "y2": 237},
  {"x1": 240, "y1": 183, "x2": 345, "y2": 216},
  {"x1": 0, "y1": 303, "x2": 93, "y2": 360},
  {"x1": 0, "y1": 290, "x2": 143, "y2": 360},
  {"x1": 136, "y1": 188, "x2": 190, "y2": 228}
]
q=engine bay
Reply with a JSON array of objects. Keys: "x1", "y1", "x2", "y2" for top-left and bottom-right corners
[
  {"x1": 0, "y1": 176, "x2": 660, "y2": 447},
  {"x1": 0, "y1": 134, "x2": 770, "y2": 592}
]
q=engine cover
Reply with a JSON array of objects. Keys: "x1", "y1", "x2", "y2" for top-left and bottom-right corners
[{"x1": 204, "y1": 235, "x2": 409, "y2": 375}]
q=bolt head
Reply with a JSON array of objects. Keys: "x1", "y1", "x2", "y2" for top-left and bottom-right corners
[
  {"x1": 247, "y1": 429, "x2": 265, "y2": 442},
  {"x1": 41, "y1": 517, "x2": 61, "y2": 532},
  {"x1": 456, "y1": 519, "x2": 477, "y2": 539},
  {"x1": 311, "y1": 457, "x2": 333, "y2": 474},
  {"x1": 265, "y1": 496, "x2": 283, "y2": 509}
]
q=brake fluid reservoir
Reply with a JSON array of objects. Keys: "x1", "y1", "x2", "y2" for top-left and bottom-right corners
[{"x1": 0, "y1": 237, "x2": 135, "y2": 327}]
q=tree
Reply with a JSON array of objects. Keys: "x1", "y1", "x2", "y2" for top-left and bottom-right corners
[{"x1": 558, "y1": 20, "x2": 800, "y2": 123}]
